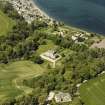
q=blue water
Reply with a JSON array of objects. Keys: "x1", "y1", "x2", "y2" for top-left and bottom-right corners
[{"x1": 34, "y1": 0, "x2": 105, "y2": 34}]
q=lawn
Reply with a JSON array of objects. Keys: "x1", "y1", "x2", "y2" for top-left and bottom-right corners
[
  {"x1": 36, "y1": 40, "x2": 57, "y2": 55},
  {"x1": 0, "y1": 10, "x2": 15, "y2": 36},
  {"x1": 0, "y1": 61, "x2": 45, "y2": 103},
  {"x1": 79, "y1": 74, "x2": 105, "y2": 105}
]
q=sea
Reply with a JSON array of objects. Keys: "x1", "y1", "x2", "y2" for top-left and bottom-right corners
[{"x1": 33, "y1": 0, "x2": 105, "y2": 34}]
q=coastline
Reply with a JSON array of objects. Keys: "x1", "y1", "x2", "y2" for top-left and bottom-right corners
[
  {"x1": 9, "y1": 0, "x2": 51, "y2": 24},
  {"x1": 31, "y1": 0, "x2": 50, "y2": 19},
  {"x1": 32, "y1": 0, "x2": 105, "y2": 36},
  {"x1": 31, "y1": 0, "x2": 105, "y2": 36},
  {"x1": 8, "y1": 0, "x2": 105, "y2": 36}
]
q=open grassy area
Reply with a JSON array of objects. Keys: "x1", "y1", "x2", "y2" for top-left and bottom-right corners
[
  {"x1": 80, "y1": 74, "x2": 105, "y2": 105},
  {"x1": 36, "y1": 40, "x2": 57, "y2": 55},
  {"x1": 0, "y1": 10, "x2": 15, "y2": 36},
  {"x1": 0, "y1": 61, "x2": 45, "y2": 103}
]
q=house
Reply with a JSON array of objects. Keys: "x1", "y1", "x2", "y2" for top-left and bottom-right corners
[
  {"x1": 54, "y1": 92, "x2": 72, "y2": 103},
  {"x1": 71, "y1": 33, "x2": 88, "y2": 44},
  {"x1": 76, "y1": 83, "x2": 81, "y2": 88},
  {"x1": 40, "y1": 50, "x2": 61, "y2": 68},
  {"x1": 71, "y1": 35, "x2": 78, "y2": 41},
  {"x1": 46, "y1": 91, "x2": 55, "y2": 101}
]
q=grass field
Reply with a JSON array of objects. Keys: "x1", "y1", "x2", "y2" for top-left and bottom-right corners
[
  {"x1": 80, "y1": 74, "x2": 105, "y2": 105},
  {"x1": 0, "y1": 10, "x2": 15, "y2": 36},
  {"x1": 0, "y1": 61, "x2": 45, "y2": 103},
  {"x1": 36, "y1": 40, "x2": 57, "y2": 55}
]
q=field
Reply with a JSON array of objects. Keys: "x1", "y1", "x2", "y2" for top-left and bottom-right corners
[
  {"x1": 0, "y1": 10, "x2": 15, "y2": 36},
  {"x1": 0, "y1": 61, "x2": 45, "y2": 103},
  {"x1": 80, "y1": 74, "x2": 105, "y2": 105},
  {"x1": 36, "y1": 40, "x2": 57, "y2": 55}
]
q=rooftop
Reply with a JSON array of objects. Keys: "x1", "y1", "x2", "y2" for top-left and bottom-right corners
[
  {"x1": 40, "y1": 50, "x2": 61, "y2": 62},
  {"x1": 55, "y1": 92, "x2": 72, "y2": 103}
]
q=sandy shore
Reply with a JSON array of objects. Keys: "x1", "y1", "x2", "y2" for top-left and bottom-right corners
[
  {"x1": 31, "y1": 0, "x2": 50, "y2": 19},
  {"x1": 9, "y1": 0, "x2": 51, "y2": 23}
]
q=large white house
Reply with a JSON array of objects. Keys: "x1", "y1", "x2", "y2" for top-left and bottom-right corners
[{"x1": 40, "y1": 50, "x2": 61, "y2": 68}]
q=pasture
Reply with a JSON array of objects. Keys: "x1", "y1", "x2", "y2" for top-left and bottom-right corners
[
  {"x1": 0, "y1": 10, "x2": 15, "y2": 36},
  {"x1": 80, "y1": 74, "x2": 105, "y2": 105},
  {"x1": 0, "y1": 61, "x2": 45, "y2": 103}
]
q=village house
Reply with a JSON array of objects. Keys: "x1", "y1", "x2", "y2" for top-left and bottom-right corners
[
  {"x1": 54, "y1": 92, "x2": 72, "y2": 103},
  {"x1": 46, "y1": 91, "x2": 55, "y2": 101},
  {"x1": 46, "y1": 91, "x2": 72, "y2": 104},
  {"x1": 71, "y1": 32, "x2": 88, "y2": 44}
]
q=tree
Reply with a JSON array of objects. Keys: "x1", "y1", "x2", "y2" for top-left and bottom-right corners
[
  {"x1": 31, "y1": 19, "x2": 47, "y2": 31},
  {"x1": 31, "y1": 97, "x2": 39, "y2": 105},
  {"x1": 34, "y1": 56, "x2": 44, "y2": 64}
]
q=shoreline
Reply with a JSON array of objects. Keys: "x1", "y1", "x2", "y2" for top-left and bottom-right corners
[
  {"x1": 8, "y1": 0, "x2": 105, "y2": 36},
  {"x1": 9, "y1": 0, "x2": 52, "y2": 24},
  {"x1": 31, "y1": 0, "x2": 105, "y2": 36},
  {"x1": 31, "y1": 0, "x2": 50, "y2": 19}
]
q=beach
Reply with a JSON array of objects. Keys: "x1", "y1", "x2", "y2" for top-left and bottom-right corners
[
  {"x1": 9, "y1": 0, "x2": 51, "y2": 23},
  {"x1": 31, "y1": 0, "x2": 50, "y2": 19}
]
